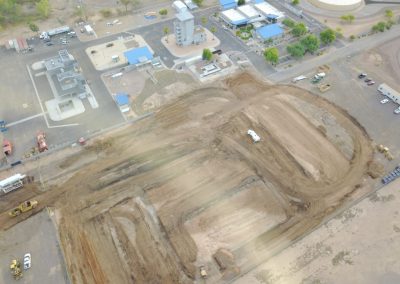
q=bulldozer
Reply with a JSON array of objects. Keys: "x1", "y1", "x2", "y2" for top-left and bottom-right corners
[
  {"x1": 376, "y1": 144, "x2": 393, "y2": 161},
  {"x1": 10, "y1": 259, "x2": 23, "y2": 280},
  {"x1": 9, "y1": 200, "x2": 38, "y2": 217}
]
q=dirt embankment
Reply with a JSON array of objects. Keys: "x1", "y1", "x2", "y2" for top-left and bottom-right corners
[{"x1": 0, "y1": 72, "x2": 373, "y2": 283}]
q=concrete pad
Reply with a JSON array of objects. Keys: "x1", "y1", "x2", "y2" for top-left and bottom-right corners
[
  {"x1": 45, "y1": 98, "x2": 85, "y2": 121},
  {"x1": 86, "y1": 35, "x2": 152, "y2": 71},
  {"x1": 162, "y1": 28, "x2": 220, "y2": 58}
]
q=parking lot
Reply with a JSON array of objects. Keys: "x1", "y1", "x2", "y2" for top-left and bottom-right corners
[
  {"x1": 0, "y1": 40, "x2": 125, "y2": 165},
  {"x1": 0, "y1": 210, "x2": 69, "y2": 284},
  {"x1": 292, "y1": 55, "x2": 400, "y2": 171}
]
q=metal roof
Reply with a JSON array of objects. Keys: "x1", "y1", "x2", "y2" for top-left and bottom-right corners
[
  {"x1": 237, "y1": 4, "x2": 260, "y2": 18},
  {"x1": 221, "y1": 9, "x2": 248, "y2": 25},
  {"x1": 219, "y1": 0, "x2": 236, "y2": 5},
  {"x1": 124, "y1": 46, "x2": 153, "y2": 65},
  {"x1": 254, "y1": 2, "x2": 284, "y2": 19},
  {"x1": 256, "y1": 24, "x2": 283, "y2": 40}
]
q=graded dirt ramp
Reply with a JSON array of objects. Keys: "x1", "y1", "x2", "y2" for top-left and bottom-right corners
[{"x1": 0, "y1": 72, "x2": 372, "y2": 284}]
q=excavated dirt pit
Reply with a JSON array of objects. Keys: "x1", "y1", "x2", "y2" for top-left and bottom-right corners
[{"x1": 0, "y1": 72, "x2": 372, "y2": 283}]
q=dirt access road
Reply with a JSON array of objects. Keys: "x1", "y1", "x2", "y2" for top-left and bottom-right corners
[{"x1": 0, "y1": 72, "x2": 373, "y2": 283}]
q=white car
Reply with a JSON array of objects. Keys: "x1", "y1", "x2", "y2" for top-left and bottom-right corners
[
  {"x1": 23, "y1": 253, "x2": 31, "y2": 270},
  {"x1": 380, "y1": 98, "x2": 389, "y2": 104},
  {"x1": 394, "y1": 108, "x2": 400, "y2": 114}
]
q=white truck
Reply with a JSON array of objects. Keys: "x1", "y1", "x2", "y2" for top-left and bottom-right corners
[{"x1": 40, "y1": 26, "x2": 71, "y2": 39}]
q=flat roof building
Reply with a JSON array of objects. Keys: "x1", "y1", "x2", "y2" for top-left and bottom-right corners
[
  {"x1": 124, "y1": 46, "x2": 154, "y2": 65},
  {"x1": 44, "y1": 50, "x2": 86, "y2": 98},
  {"x1": 221, "y1": 9, "x2": 248, "y2": 26},
  {"x1": 256, "y1": 24, "x2": 284, "y2": 40},
  {"x1": 378, "y1": 83, "x2": 400, "y2": 104}
]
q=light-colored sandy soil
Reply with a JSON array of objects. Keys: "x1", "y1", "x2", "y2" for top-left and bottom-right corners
[
  {"x1": 235, "y1": 178, "x2": 400, "y2": 284},
  {"x1": 0, "y1": 72, "x2": 373, "y2": 283}
]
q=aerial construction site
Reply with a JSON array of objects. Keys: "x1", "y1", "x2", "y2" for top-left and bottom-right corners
[{"x1": 0, "y1": 72, "x2": 374, "y2": 283}]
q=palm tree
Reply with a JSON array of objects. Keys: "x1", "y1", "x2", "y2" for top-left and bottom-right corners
[
  {"x1": 211, "y1": 26, "x2": 216, "y2": 40},
  {"x1": 163, "y1": 26, "x2": 170, "y2": 43}
]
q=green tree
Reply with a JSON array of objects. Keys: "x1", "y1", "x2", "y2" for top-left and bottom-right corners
[
  {"x1": 159, "y1": 8, "x2": 168, "y2": 16},
  {"x1": 319, "y1": 28, "x2": 336, "y2": 45},
  {"x1": 163, "y1": 26, "x2": 170, "y2": 42},
  {"x1": 340, "y1": 14, "x2": 355, "y2": 24},
  {"x1": 201, "y1": 16, "x2": 207, "y2": 26},
  {"x1": 287, "y1": 43, "x2": 305, "y2": 58},
  {"x1": 28, "y1": 22, "x2": 39, "y2": 33},
  {"x1": 291, "y1": 22, "x2": 307, "y2": 37},
  {"x1": 301, "y1": 34, "x2": 320, "y2": 53},
  {"x1": 202, "y1": 48, "x2": 213, "y2": 61},
  {"x1": 210, "y1": 26, "x2": 217, "y2": 40},
  {"x1": 238, "y1": 0, "x2": 245, "y2": 5},
  {"x1": 264, "y1": 47, "x2": 279, "y2": 65},
  {"x1": 192, "y1": 0, "x2": 203, "y2": 6},
  {"x1": 372, "y1": 21, "x2": 386, "y2": 32},
  {"x1": 292, "y1": 0, "x2": 300, "y2": 5},
  {"x1": 36, "y1": 0, "x2": 50, "y2": 19},
  {"x1": 282, "y1": 18, "x2": 295, "y2": 28},
  {"x1": 385, "y1": 9, "x2": 393, "y2": 19}
]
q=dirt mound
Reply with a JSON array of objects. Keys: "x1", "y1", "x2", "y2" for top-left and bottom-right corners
[
  {"x1": 367, "y1": 161, "x2": 384, "y2": 179},
  {"x1": 0, "y1": 72, "x2": 373, "y2": 283}
]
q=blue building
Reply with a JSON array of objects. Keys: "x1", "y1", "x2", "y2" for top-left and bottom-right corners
[
  {"x1": 124, "y1": 46, "x2": 153, "y2": 65},
  {"x1": 256, "y1": 24, "x2": 283, "y2": 41},
  {"x1": 219, "y1": 0, "x2": 237, "y2": 10}
]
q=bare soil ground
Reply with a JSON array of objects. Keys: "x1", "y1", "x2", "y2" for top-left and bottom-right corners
[{"x1": 0, "y1": 72, "x2": 373, "y2": 283}]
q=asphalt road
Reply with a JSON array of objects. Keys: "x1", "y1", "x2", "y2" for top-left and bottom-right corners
[{"x1": 269, "y1": 24, "x2": 400, "y2": 83}]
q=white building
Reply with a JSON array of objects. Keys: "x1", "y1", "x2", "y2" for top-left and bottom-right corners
[
  {"x1": 221, "y1": 9, "x2": 248, "y2": 27},
  {"x1": 174, "y1": 10, "x2": 206, "y2": 46},
  {"x1": 172, "y1": 0, "x2": 188, "y2": 13},
  {"x1": 378, "y1": 83, "x2": 400, "y2": 104},
  {"x1": 254, "y1": 2, "x2": 285, "y2": 22},
  {"x1": 237, "y1": 5, "x2": 260, "y2": 20}
]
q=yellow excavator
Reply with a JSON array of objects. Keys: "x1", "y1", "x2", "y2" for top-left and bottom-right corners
[
  {"x1": 10, "y1": 259, "x2": 23, "y2": 280},
  {"x1": 8, "y1": 200, "x2": 38, "y2": 217}
]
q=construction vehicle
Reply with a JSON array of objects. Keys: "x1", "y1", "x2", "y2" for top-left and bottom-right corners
[
  {"x1": 318, "y1": 83, "x2": 331, "y2": 93},
  {"x1": 200, "y1": 266, "x2": 207, "y2": 278},
  {"x1": 377, "y1": 144, "x2": 393, "y2": 161},
  {"x1": 37, "y1": 131, "x2": 48, "y2": 152},
  {"x1": 8, "y1": 200, "x2": 38, "y2": 217},
  {"x1": 10, "y1": 259, "x2": 23, "y2": 280},
  {"x1": 3, "y1": 139, "x2": 12, "y2": 155}
]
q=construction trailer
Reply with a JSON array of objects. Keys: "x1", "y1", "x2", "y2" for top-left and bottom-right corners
[
  {"x1": 378, "y1": 83, "x2": 400, "y2": 104},
  {"x1": 0, "y1": 174, "x2": 26, "y2": 194}
]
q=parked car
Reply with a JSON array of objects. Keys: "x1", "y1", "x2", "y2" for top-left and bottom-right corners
[
  {"x1": 367, "y1": 81, "x2": 375, "y2": 86},
  {"x1": 23, "y1": 253, "x2": 31, "y2": 270},
  {"x1": 394, "y1": 108, "x2": 400, "y2": 114},
  {"x1": 364, "y1": 78, "x2": 372, "y2": 83},
  {"x1": 380, "y1": 98, "x2": 389, "y2": 104},
  {"x1": 46, "y1": 42, "x2": 54, "y2": 46},
  {"x1": 358, "y1": 73, "x2": 367, "y2": 79}
]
